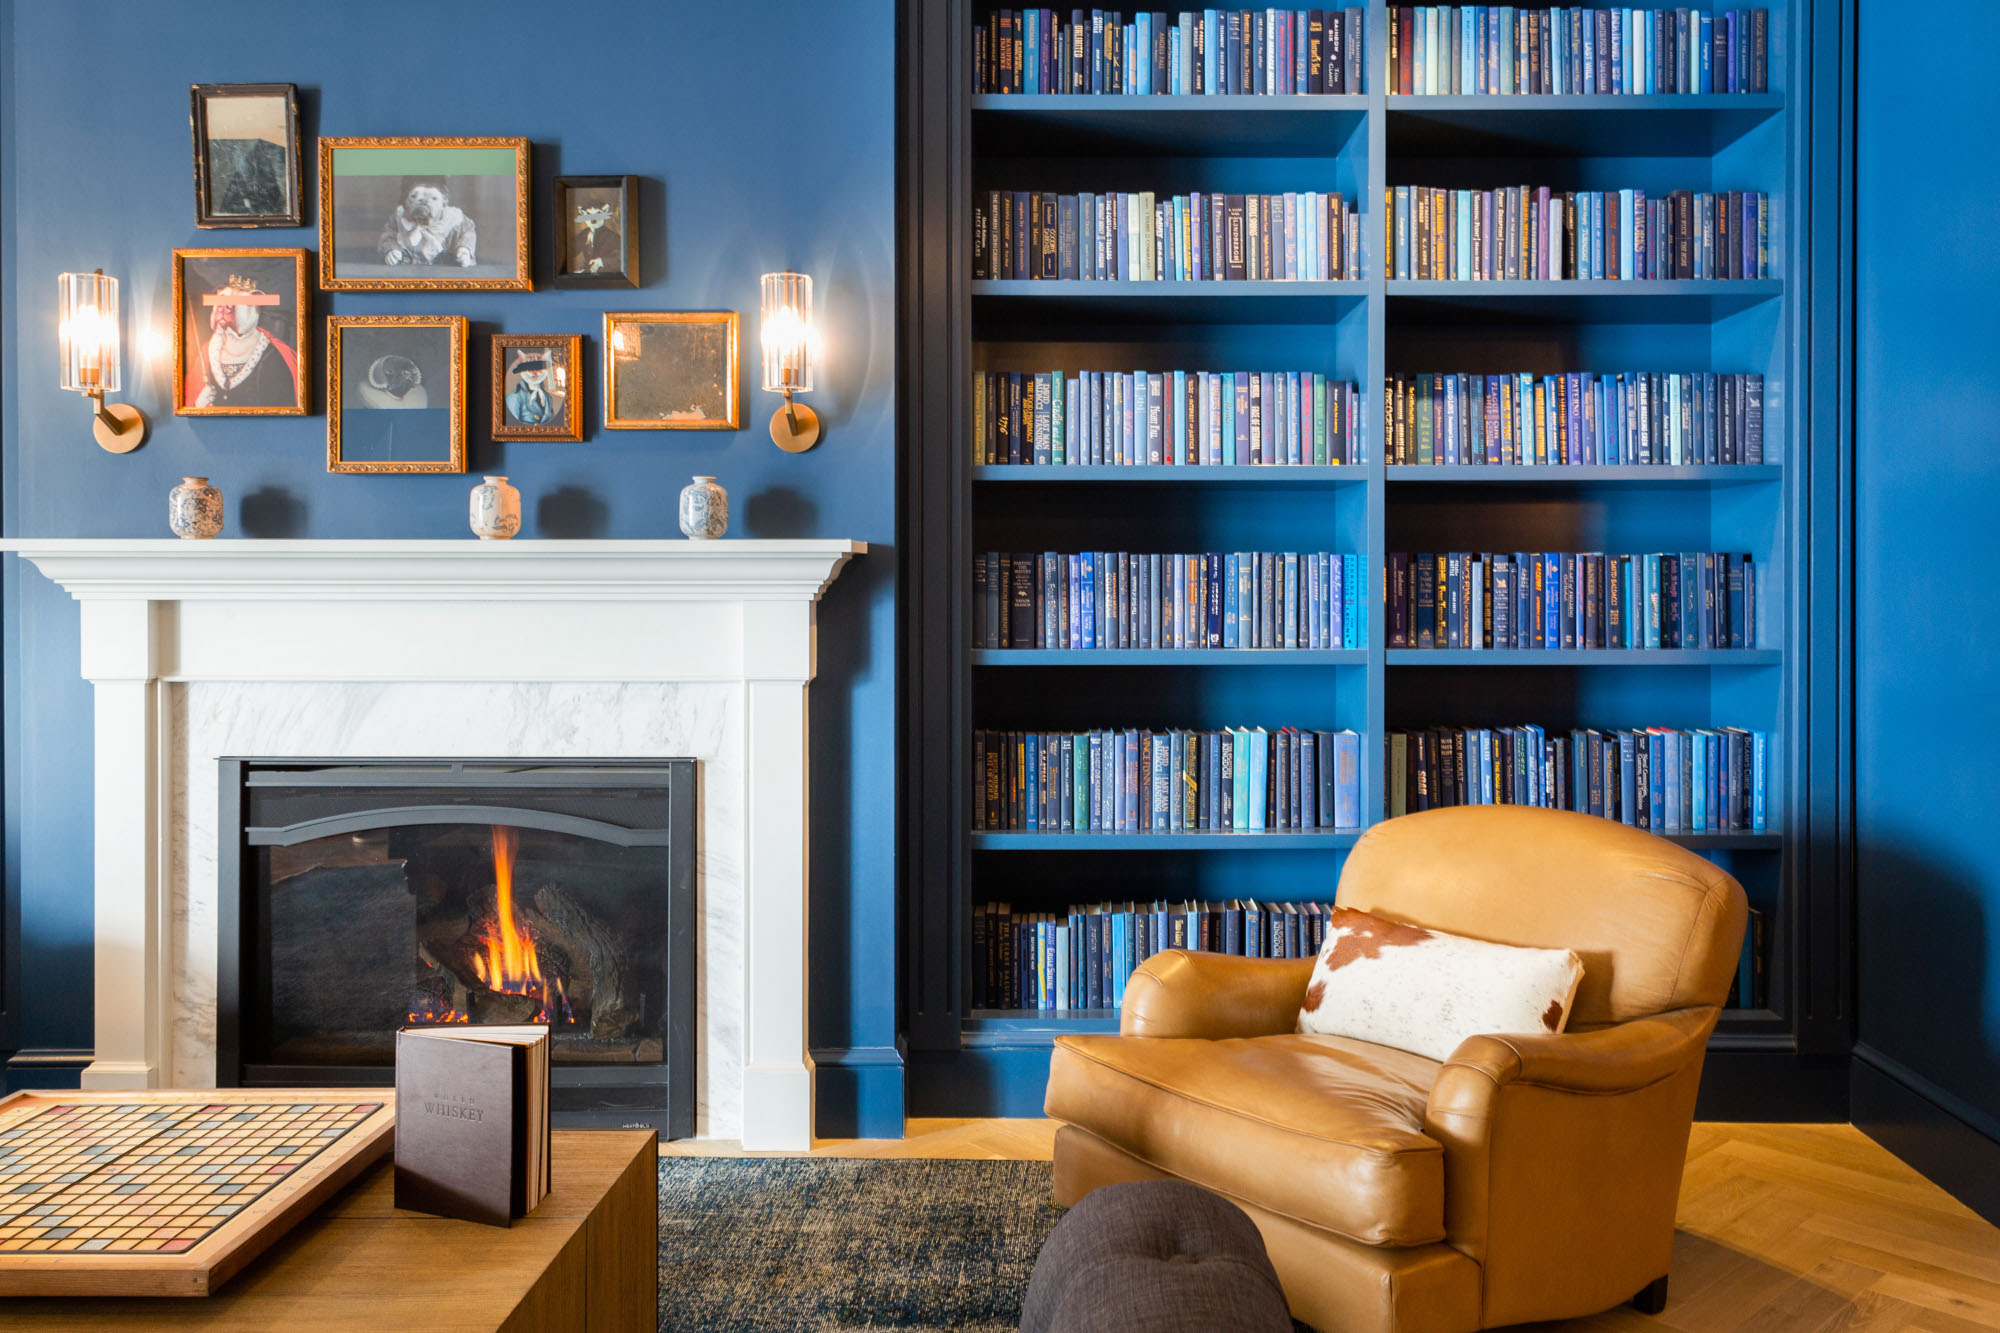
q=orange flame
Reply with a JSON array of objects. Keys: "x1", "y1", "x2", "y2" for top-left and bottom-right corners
[{"x1": 486, "y1": 826, "x2": 543, "y2": 992}]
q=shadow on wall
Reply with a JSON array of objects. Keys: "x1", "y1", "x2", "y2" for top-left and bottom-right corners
[{"x1": 240, "y1": 487, "x2": 308, "y2": 538}]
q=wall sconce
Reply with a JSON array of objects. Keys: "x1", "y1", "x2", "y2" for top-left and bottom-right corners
[
  {"x1": 58, "y1": 269, "x2": 147, "y2": 453},
  {"x1": 760, "y1": 270, "x2": 821, "y2": 452}
]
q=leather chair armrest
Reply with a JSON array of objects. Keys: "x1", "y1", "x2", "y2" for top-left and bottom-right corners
[
  {"x1": 1422, "y1": 1006, "x2": 1722, "y2": 1328},
  {"x1": 1429, "y1": 1006, "x2": 1716, "y2": 1102},
  {"x1": 1119, "y1": 950, "x2": 1315, "y2": 1039}
]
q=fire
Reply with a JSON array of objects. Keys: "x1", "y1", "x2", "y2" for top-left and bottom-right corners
[
  {"x1": 484, "y1": 825, "x2": 546, "y2": 995},
  {"x1": 409, "y1": 827, "x2": 576, "y2": 1028}
]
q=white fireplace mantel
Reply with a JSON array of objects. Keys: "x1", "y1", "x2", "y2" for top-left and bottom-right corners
[{"x1": 1, "y1": 538, "x2": 864, "y2": 1151}]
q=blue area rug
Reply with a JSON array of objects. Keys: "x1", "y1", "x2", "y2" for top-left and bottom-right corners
[{"x1": 657, "y1": 1158, "x2": 1063, "y2": 1332}]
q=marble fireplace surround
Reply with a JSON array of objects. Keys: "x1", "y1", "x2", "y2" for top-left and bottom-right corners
[{"x1": 0, "y1": 538, "x2": 864, "y2": 1150}]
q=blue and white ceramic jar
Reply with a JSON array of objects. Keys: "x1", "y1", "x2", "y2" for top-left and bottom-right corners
[
  {"x1": 678, "y1": 475, "x2": 728, "y2": 540},
  {"x1": 469, "y1": 475, "x2": 522, "y2": 540},
  {"x1": 168, "y1": 476, "x2": 224, "y2": 539}
]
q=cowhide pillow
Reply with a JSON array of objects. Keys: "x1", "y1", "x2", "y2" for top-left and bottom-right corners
[{"x1": 1295, "y1": 906, "x2": 1584, "y2": 1063}]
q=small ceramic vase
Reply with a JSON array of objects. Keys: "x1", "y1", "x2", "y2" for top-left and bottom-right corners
[
  {"x1": 168, "y1": 476, "x2": 224, "y2": 539},
  {"x1": 678, "y1": 475, "x2": 728, "y2": 540},
  {"x1": 470, "y1": 476, "x2": 522, "y2": 541}
]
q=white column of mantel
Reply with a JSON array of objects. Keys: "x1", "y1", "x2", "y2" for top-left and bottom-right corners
[
  {"x1": 737, "y1": 599, "x2": 816, "y2": 1151},
  {"x1": 76, "y1": 599, "x2": 169, "y2": 1089}
]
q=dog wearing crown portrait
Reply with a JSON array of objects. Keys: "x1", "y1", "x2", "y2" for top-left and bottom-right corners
[
  {"x1": 378, "y1": 178, "x2": 478, "y2": 267},
  {"x1": 186, "y1": 274, "x2": 300, "y2": 409}
]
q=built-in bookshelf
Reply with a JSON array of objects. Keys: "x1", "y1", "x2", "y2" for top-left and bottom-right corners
[{"x1": 902, "y1": 1, "x2": 1815, "y2": 1114}]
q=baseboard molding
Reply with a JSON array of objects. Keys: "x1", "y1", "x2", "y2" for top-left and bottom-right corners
[
  {"x1": 1851, "y1": 1044, "x2": 2000, "y2": 1226},
  {"x1": 1696, "y1": 1049, "x2": 1850, "y2": 1121},
  {"x1": 3, "y1": 1048, "x2": 91, "y2": 1093},
  {"x1": 812, "y1": 1042, "x2": 906, "y2": 1139}
]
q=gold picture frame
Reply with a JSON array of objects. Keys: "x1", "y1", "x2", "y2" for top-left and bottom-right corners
[
  {"x1": 602, "y1": 312, "x2": 739, "y2": 431},
  {"x1": 318, "y1": 137, "x2": 530, "y2": 291},
  {"x1": 490, "y1": 333, "x2": 584, "y2": 442},
  {"x1": 172, "y1": 248, "x2": 311, "y2": 416},
  {"x1": 326, "y1": 315, "x2": 467, "y2": 473}
]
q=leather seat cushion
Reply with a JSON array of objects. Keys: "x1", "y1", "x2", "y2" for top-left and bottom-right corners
[{"x1": 1046, "y1": 1032, "x2": 1447, "y2": 1247}]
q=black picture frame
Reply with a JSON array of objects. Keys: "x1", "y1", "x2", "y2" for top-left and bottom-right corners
[
  {"x1": 191, "y1": 83, "x2": 304, "y2": 229},
  {"x1": 553, "y1": 175, "x2": 640, "y2": 288}
]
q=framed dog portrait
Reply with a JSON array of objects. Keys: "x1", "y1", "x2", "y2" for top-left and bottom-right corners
[
  {"x1": 327, "y1": 315, "x2": 467, "y2": 473},
  {"x1": 491, "y1": 333, "x2": 582, "y2": 441},
  {"x1": 190, "y1": 83, "x2": 303, "y2": 228},
  {"x1": 553, "y1": 176, "x2": 639, "y2": 289},
  {"x1": 318, "y1": 137, "x2": 530, "y2": 291},
  {"x1": 172, "y1": 248, "x2": 311, "y2": 416},
  {"x1": 603, "y1": 312, "x2": 739, "y2": 430}
]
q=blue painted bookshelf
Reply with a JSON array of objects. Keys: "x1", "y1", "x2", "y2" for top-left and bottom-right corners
[{"x1": 903, "y1": 0, "x2": 1820, "y2": 1116}]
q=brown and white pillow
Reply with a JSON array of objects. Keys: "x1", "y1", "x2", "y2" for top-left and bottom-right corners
[{"x1": 1296, "y1": 906, "x2": 1585, "y2": 1063}]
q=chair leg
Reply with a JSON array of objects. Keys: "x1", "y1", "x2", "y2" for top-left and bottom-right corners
[{"x1": 1631, "y1": 1275, "x2": 1669, "y2": 1315}]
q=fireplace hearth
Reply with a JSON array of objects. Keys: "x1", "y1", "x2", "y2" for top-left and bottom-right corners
[{"x1": 218, "y1": 760, "x2": 695, "y2": 1134}]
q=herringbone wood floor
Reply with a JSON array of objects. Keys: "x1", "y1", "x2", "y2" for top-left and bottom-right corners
[{"x1": 664, "y1": 1120, "x2": 2000, "y2": 1330}]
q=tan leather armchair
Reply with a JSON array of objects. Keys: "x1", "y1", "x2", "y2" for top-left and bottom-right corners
[{"x1": 1044, "y1": 806, "x2": 1749, "y2": 1333}]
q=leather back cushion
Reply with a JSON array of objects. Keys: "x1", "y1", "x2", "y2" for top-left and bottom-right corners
[
  {"x1": 1334, "y1": 806, "x2": 1747, "y2": 1026},
  {"x1": 1296, "y1": 906, "x2": 1585, "y2": 1061}
]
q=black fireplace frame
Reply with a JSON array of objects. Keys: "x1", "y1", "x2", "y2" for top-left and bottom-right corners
[{"x1": 217, "y1": 757, "x2": 696, "y2": 1137}]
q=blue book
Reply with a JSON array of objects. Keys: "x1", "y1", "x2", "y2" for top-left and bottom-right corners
[
  {"x1": 1542, "y1": 553, "x2": 1562, "y2": 649},
  {"x1": 1248, "y1": 728, "x2": 1270, "y2": 830},
  {"x1": 1232, "y1": 374, "x2": 1251, "y2": 464},
  {"x1": 1149, "y1": 733, "x2": 1172, "y2": 831},
  {"x1": 1751, "y1": 730, "x2": 1768, "y2": 831},
  {"x1": 1331, "y1": 730, "x2": 1360, "y2": 828},
  {"x1": 1340, "y1": 554, "x2": 1360, "y2": 648}
]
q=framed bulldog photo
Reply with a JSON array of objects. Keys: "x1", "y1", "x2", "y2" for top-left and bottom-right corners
[
  {"x1": 603, "y1": 312, "x2": 739, "y2": 431},
  {"x1": 326, "y1": 315, "x2": 467, "y2": 473},
  {"x1": 490, "y1": 333, "x2": 583, "y2": 441},
  {"x1": 318, "y1": 137, "x2": 530, "y2": 291},
  {"x1": 190, "y1": 83, "x2": 303, "y2": 228},
  {"x1": 553, "y1": 176, "x2": 639, "y2": 289},
  {"x1": 172, "y1": 248, "x2": 311, "y2": 416}
]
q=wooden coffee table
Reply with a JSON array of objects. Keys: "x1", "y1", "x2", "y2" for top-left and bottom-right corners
[{"x1": 4, "y1": 1128, "x2": 658, "y2": 1331}]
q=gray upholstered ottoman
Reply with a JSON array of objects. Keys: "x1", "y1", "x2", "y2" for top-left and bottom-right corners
[{"x1": 1022, "y1": 1180, "x2": 1294, "y2": 1333}]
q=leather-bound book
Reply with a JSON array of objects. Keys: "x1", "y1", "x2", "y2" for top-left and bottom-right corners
[{"x1": 393, "y1": 1024, "x2": 551, "y2": 1227}]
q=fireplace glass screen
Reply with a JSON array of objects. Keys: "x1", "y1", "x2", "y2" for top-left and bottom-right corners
[{"x1": 221, "y1": 762, "x2": 693, "y2": 1129}]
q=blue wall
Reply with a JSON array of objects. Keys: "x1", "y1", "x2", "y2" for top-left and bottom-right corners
[
  {"x1": 0, "y1": 0, "x2": 902, "y2": 1130},
  {"x1": 1853, "y1": 0, "x2": 2000, "y2": 1177}
]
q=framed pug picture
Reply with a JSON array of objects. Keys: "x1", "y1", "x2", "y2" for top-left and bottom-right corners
[
  {"x1": 327, "y1": 315, "x2": 467, "y2": 473},
  {"x1": 553, "y1": 176, "x2": 639, "y2": 288},
  {"x1": 318, "y1": 137, "x2": 530, "y2": 291},
  {"x1": 172, "y1": 249, "x2": 310, "y2": 416},
  {"x1": 603, "y1": 312, "x2": 739, "y2": 430},
  {"x1": 190, "y1": 83, "x2": 303, "y2": 228},
  {"x1": 491, "y1": 333, "x2": 582, "y2": 441}
]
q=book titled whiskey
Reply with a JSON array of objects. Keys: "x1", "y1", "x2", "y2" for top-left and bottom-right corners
[{"x1": 394, "y1": 1024, "x2": 551, "y2": 1228}]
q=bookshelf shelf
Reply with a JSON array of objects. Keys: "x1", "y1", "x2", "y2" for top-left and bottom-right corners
[
  {"x1": 972, "y1": 279, "x2": 1367, "y2": 324},
  {"x1": 1387, "y1": 464, "x2": 1780, "y2": 487},
  {"x1": 1388, "y1": 649, "x2": 1781, "y2": 666},
  {"x1": 908, "y1": 0, "x2": 1817, "y2": 1111},
  {"x1": 973, "y1": 649, "x2": 1366, "y2": 666},
  {"x1": 1385, "y1": 93, "x2": 1786, "y2": 155},
  {"x1": 972, "y1": 829, "x2": 1363, "y2": 851},
  {"x1": 972, "y1": 93, "x2": 1369, "y2": 155},
  {"x1": 1387, "y1": 279, "x2": 1783, "y2": 324},
  {"x1": 975, "y1": 464, "x2": 1368, "y2": 487}
]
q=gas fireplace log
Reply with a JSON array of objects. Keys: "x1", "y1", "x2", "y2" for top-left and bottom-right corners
[
  {"x1": 415, "y1": 939, "x2": 473, "y2": 1015},
  {"x1": 532, "y1": 883, "x2": 641, "y2": 1041}
]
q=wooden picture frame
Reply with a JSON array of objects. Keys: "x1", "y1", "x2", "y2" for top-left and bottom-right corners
[
  {"x1": 191, "y1": 83, "x2": 303, "y2": 228},
  {"x1": 490, "y1": 333, "x2": 583, "y2": 442},
  {"x1": 318, "y1": 137, "x2": 530, "y2": 291},
  {"x1": 327, "y1": 315, "x2": 467, "y2": 473},
  {"x1": 172, "y1": 248, "x2": 311, "y2": 416},
  {"x1": 552, "y1": 175, "x2": 640, "y2": 289},
  {"x1": 602, "y1": 312, "x2": 739, "y2": 431}
]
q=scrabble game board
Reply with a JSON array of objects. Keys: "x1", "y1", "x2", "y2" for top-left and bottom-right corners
[{"x1": 0, "y1": 1090, "x2": 394, "y2": 1297}]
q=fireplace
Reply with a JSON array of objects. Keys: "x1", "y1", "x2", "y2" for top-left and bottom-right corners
[{"x1": 217, "y1": 759, "x2": 695, "y2": 1135}]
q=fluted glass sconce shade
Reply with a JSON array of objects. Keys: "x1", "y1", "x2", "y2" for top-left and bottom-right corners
[
  {"x1": 760, "y1": 270, "x2": 820, "y2": 451},
  {"x1": 58, "y1": 268, "x2": 146, "y2": 453},
  {"x1": 58, "y1": 270, "x2": 122, "y2": 395}
]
